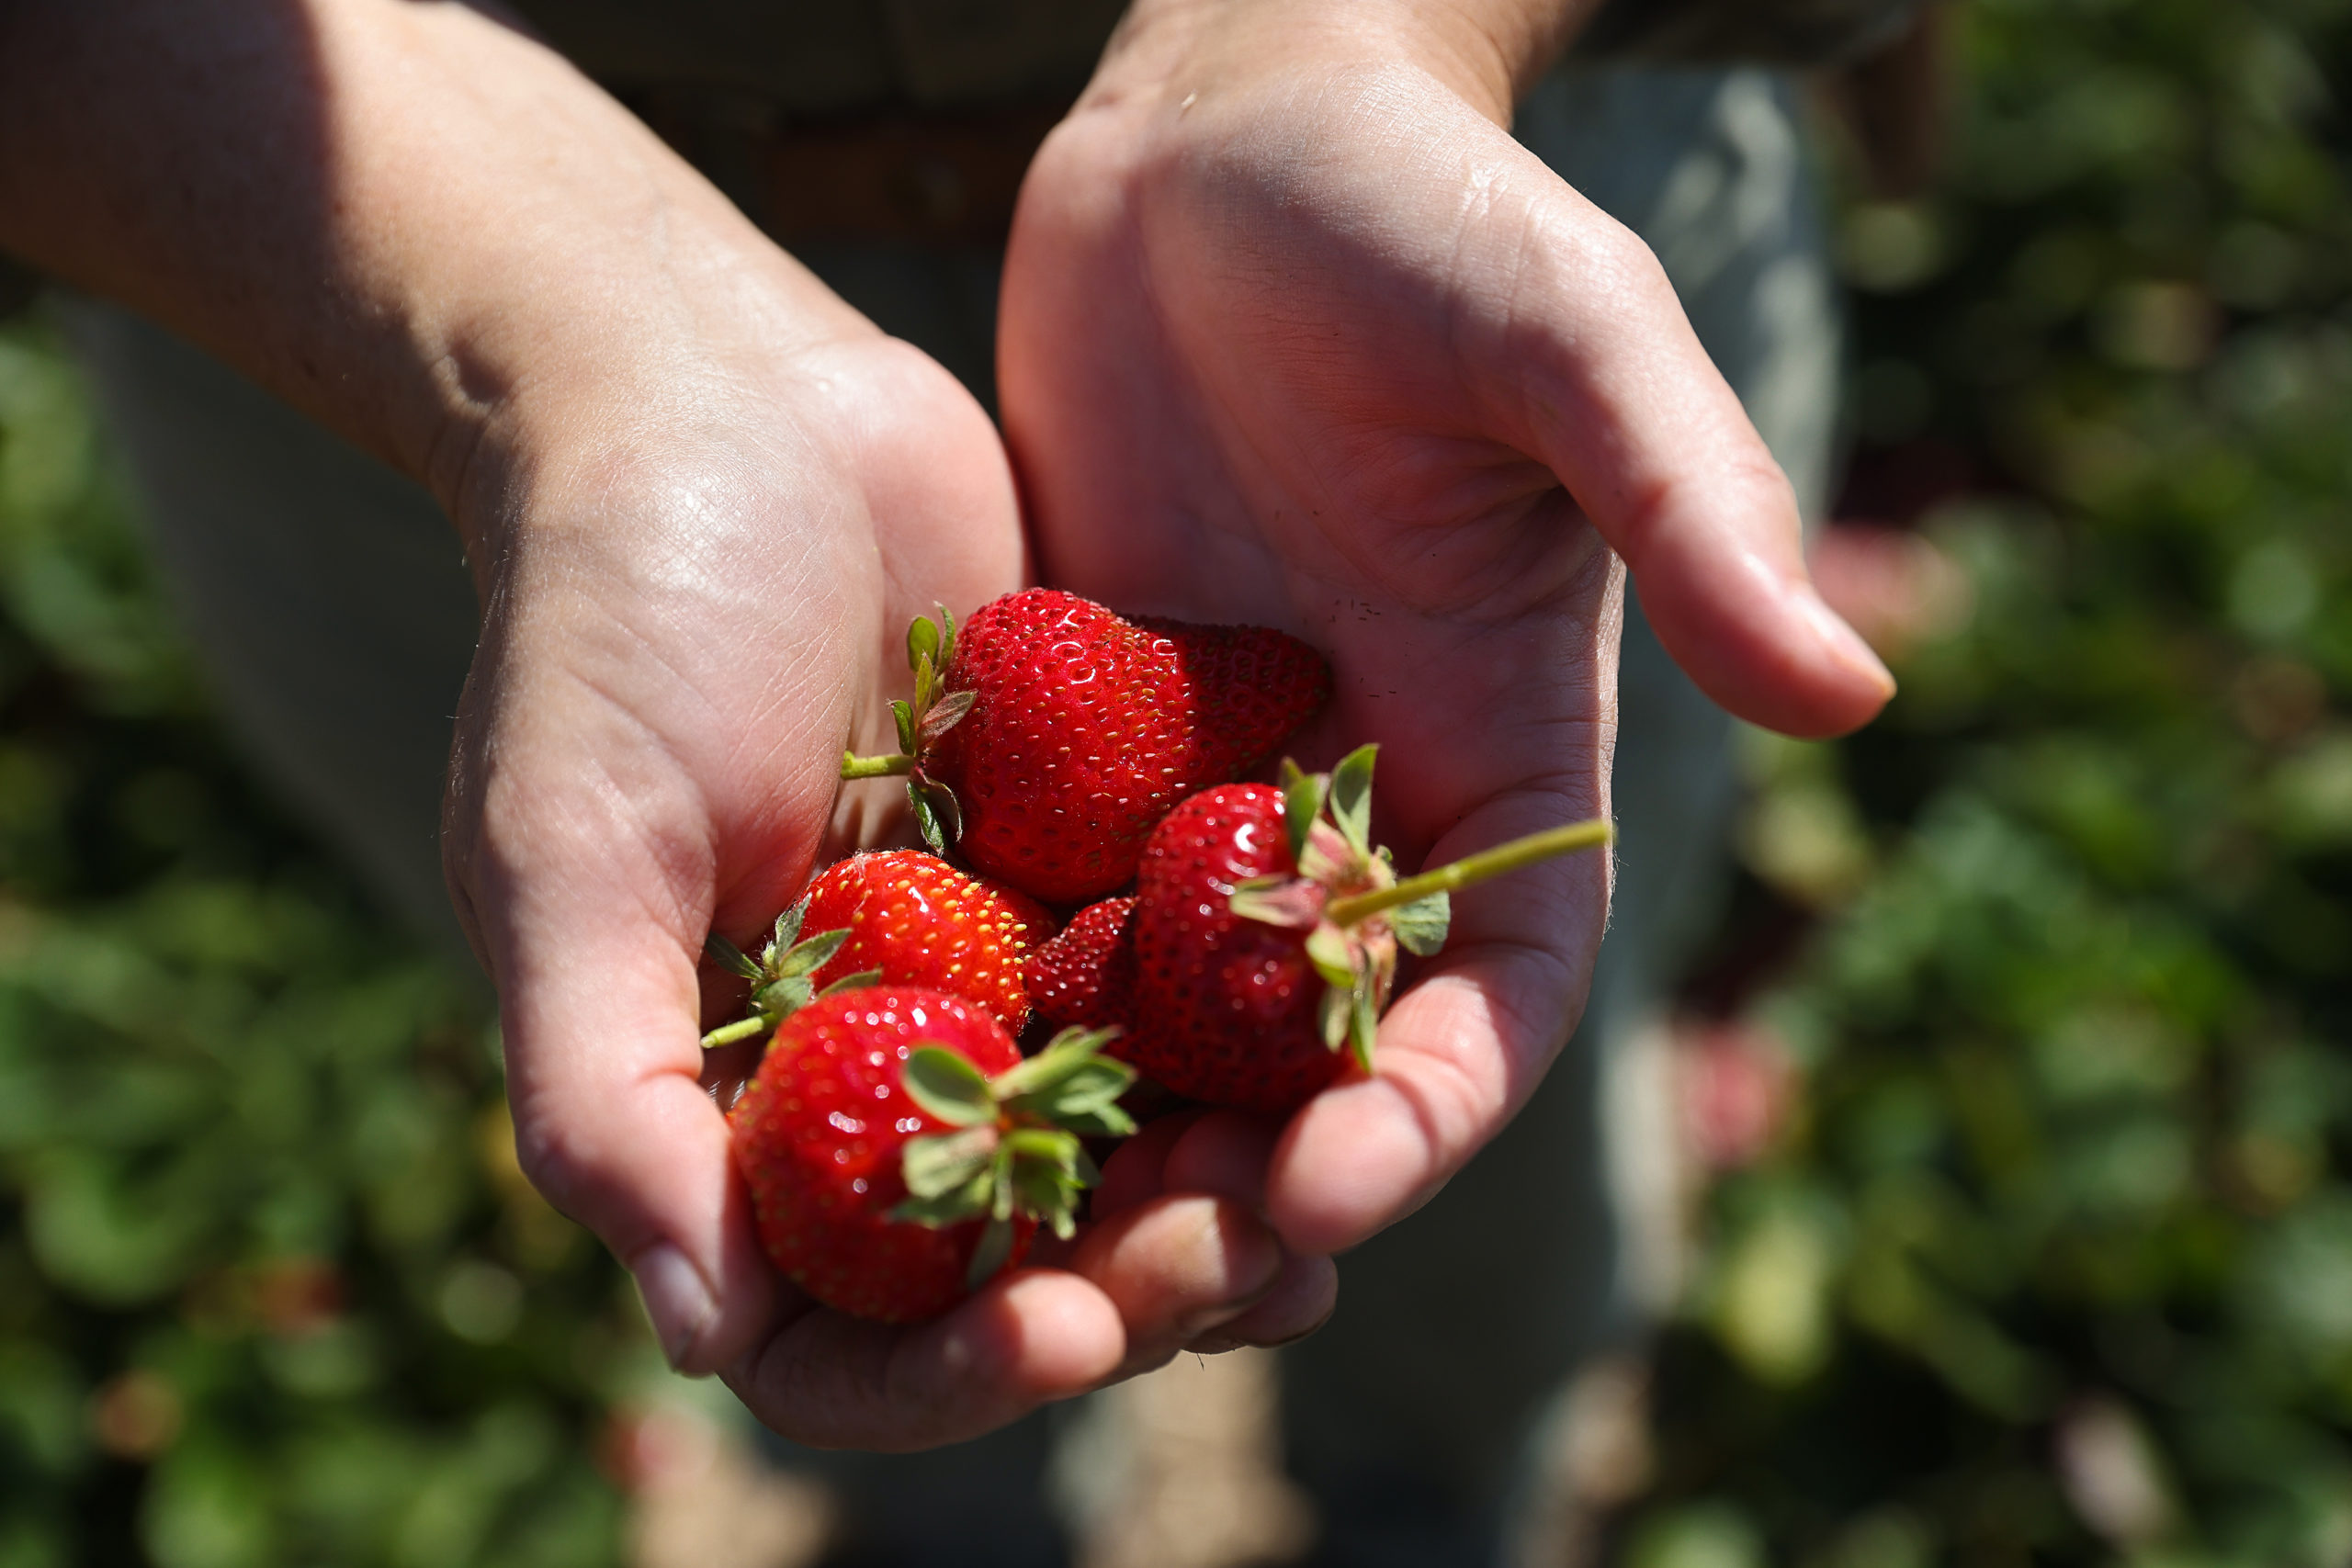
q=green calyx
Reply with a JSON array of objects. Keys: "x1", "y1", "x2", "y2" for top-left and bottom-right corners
[
  {"x1": 1228, "y1": 744, "x2": 1613, "y2": 1074},
  {"x1": 837, "y1": 604, "x2": 975, "y2": 856},
  {"x1": 888, "y1": 1027, "x2": 1138, "y2": 1291},
  {"x1": 698, "y1": 900, "x2": 877, "y2": 1049}
]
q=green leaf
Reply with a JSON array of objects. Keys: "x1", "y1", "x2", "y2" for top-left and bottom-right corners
[
  {"x1": 919, "y1": 688, "x2": 977, "y2": 743},
  {"x1": 991, "y1": 1146, "x2": 1017, "y2": 1223},
  {"x1": 1004, "y1": 1126, "x2": 1081, "y2": 1174},
  {"x1": 1391, "y1": 891, "x2": 1452, "y2": 957},
  {"x1": 909, "y1": 783, "x2": 949, "y2": 856},
  {"x1": 817, "y1": 969, "x2": 883, "y2": 998},
  {"x1": 1350, "y1": 966, "x2": 1380, "y2": 1073},
  {"x1": 1228, "y1": 876, "x2": 1325, "y2": 930},
  {"x1": 1284, "y1": 766, "x2": 1329, "y2": 865},
  {"x1": 964, "y1": 1214, "x2": 1015, "y2": 1291},
  {"x1": 909, "y1": 778, "x2": 962, "y2": 853},
  {"x1": 1012, "y1": 1161, "x2": 1082, "y2": 1240},
  {"x1": 900, "y1": 1046, "x2": 997, "y2": 1127},
  {"x1": 771, "y1": 899, "x2": 808, "y2": 957},
  {"x1": 1329, "y1": 744, "x2": 1377, "y2": 854},
  {"x1": 1305, "y1": 923, "x2": 1356, "y2": 989},
  {"x1": 907, "y1": 613, "x2": 941, "y2": 676},
  {"x1": 891, "y1": 699, "x2": 918, "y2": 758},
  {"x1": 937, "y1": 603, "x2": 957, "y2": 670},
  {"x1": 900, "y1": 1127, "x2": 1000, "y2": 1201},
  {"x1": 704, "y1": 932, "x2": 763, "y2": 982},
  {"x1": 892, "y1": 1185, "x2": 994, "y2": 1228},
  {"x1": 751, "y1": 976, "x2": 814, "y2": 1019},
  {"x1": 1318, "y1": 987, "x2": 1351, "y2": 1054},
  {"x1": 912, "y1": 652, "x2": 938, "y2": 716},
  {"x1": 774, "y1": 926, "x2": 850, "y2": 978}
]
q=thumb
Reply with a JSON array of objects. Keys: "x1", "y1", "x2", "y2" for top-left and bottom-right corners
[
  {"x1": 458, "y1": 828, "x2": 779, "y2": 1377},
  {"x1": 1491, "y1": 154, "x2": 1894, "y2": 738}
]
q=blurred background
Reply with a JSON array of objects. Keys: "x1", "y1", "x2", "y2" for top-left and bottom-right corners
[{"x1": 2, "y1": 0, "x2": 2348, "y2": 1562}]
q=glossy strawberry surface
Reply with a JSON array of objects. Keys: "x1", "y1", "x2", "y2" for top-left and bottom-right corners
[
  {"x1": 799, "y1": 851, "x2": 1054, "y2": 1030},
  {"x1": 1023, "y1": 896, "x2": 1137, "y2": 1032},
  {"x1": 1127, "y1": 784, "x2": 1348, "y2": 1112},
  {"x1": 729, "y1": 988, "x2": 1029, "y2": 1324},
  {"x1": 926, "y1": 590, "x2": 1328, "y2": 903}
]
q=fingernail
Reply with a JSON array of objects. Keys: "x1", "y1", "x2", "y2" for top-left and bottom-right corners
[
  {"x1": 1792, "y1": 584, "x2": 1897, "y2": 699},
  {"x1": 632, "y1": 1243, "x2": 716, "y2": 1371}
]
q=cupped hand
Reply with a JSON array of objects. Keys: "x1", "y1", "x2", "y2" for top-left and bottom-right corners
[
  {"x1": 1000, "y1": 5, "x2": 1894, "y2": 1265},
  {"x1": 435, "y1": 248, "x2": 1302, "y2": 1448}
]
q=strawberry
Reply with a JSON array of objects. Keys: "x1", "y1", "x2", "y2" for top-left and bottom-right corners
[
  {"x1": 1024, "y1": 896, "x2": 1138, "y2": 1032},
  {"x1": 702, "y1": 851, "x2": 1054, "y2": 1043},
  {"x1": 1124, "y1": 748, "x2": 1611, "y2": 1113},
  {"x1": 840, "y1": 591, "x2": 1330, "y2": 903},
  {"x1": 728, "y1": 987, "x2": 1135, "y2": 1323}
]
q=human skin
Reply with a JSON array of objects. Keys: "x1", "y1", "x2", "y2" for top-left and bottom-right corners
[
  {"x1": 0, "y1": 0, "x2": 1890, "y2": 1449},
  {"x1": 1002, "y1": 0, "x2": 1894, "y2": 1301}
]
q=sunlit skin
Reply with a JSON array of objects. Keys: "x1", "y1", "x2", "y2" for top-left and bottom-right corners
[
  {"x1": 1008, "y1": 0, "x2": 1893, "y2": 1272},
  {"x1": 0, "y1": 0, "x2": 1890, "y2": 1450}
]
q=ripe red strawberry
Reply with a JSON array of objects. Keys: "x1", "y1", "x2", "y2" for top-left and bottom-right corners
[
  {"x1": 841, "y1": 591, "x2": 1330, "y2": 903},
  {"x1": 703, "y1": 852, "x2": 1054, "y2": 1044},
  {"x1": 1125, "y1": 749, "x2": 1610, "y2": 1113},
  {"x1": 1024, "y1": 896, "x2": 1137, "y2": 1032},
  {"x1": 729, "y1": 987, "x2": 1134, "y2": 1323}
]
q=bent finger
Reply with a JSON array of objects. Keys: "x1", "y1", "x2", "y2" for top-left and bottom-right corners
[{"x1": 723, "y1": 1269, "x2": 1125, "y2": 1451}]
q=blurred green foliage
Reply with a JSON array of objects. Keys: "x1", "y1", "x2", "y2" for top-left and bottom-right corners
[
  {"x1": 1635, "y1": 0, "x2": 2352, "y2": 1562},
  {"x1": 0, "y1": 322, "x2": 642, "y2": 1566},
  {"x1": 5, "y1": 0, "x2": 2350, "y2": 1562}
]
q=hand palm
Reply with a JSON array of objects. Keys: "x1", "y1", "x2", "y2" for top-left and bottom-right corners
[
  {"x1": 1001, "y1": 62, "x2": 1882, "y2": 1250},
  {"x1": 449, "y1": 333, "x2": 1283, "y2": 1446}
]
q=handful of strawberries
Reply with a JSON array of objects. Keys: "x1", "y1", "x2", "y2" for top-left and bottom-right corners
[{"x1": 710, "y1": 590, "x2": 1610, "y2": 1323}]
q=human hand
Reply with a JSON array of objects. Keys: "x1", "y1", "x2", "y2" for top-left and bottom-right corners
[
  {"x1": 0, "y1": 0, "x2": 1310, "y2": 1450},
  {"x1": 424, "y1": 118, "x2": 1308, "y2": 1455},
  {"x1": 1000, "y1": 0, "x2": 1894, "y2": 1267}
]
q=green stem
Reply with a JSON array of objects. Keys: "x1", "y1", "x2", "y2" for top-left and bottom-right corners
[
  {"x1": 699, "y1": 1014, "x2": 774, "y2": 1050},
  {"x1": 841, "y1": 750, "x2": 915, "y2": 780},
  {"x1": 1326, "y1": 818, "x2": 1613, "y2": 926}
]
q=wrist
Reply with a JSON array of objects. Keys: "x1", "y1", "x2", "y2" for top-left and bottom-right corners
[{"x1": 1090, "y1": 0, "x2": 1595, "y2": 125}]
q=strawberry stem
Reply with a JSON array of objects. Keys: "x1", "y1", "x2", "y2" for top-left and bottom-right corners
[
  {"x1": 1324, "y1": 818, "x2": 1613, "y2": 927},
  {"x1": 841, "y1": 750, "x2": 916, "y2": 780},
  {"x1": 700, "y1": 1014, "x2": 772, "y2": 1049}
]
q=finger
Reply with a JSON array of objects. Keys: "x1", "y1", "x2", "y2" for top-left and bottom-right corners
[
  {"x1": 1261, "y1": 785, "x2": 1608, "y2": 1256},
  {"x1": 1469, "y1": 129, "x2": 1894, "y2": 737},
  {"x1": 723, "y1": 1269, "x2": 1125, "y2": 1451},
  {"x1": 492, "y1": 904, "x2": 783, "y2": 1377},
  {"x1": 1092, "y1": 1109, "x2": 1203, "y2": 1219},
  {"x1": 1063, "y1": 1195, "x2": 1285, "y2": 1379},
  {"x1": 1186, "y1": 1253, "x2": 1339, "y2": 1354},
  {"x1": 1161, "y1": 1111, "x2": 1283, "y2": 1210}
]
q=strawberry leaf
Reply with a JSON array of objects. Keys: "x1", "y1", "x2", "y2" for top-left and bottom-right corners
[
  {"x1": 770, "y1": 900, "x2": 808, "y2": 957},
  {"x1": 1318, "y1": 987, "x2": 1351, "y2": 1054},
  {"x1": 1283, "y1": 764, "x2": 1329, "y2": 866},
  {"x1": 891, "y1": 698, "x2": 918, "y2": 758},
  {"x1": 1390, "y1": 891, "x2": 1452, "y2": 957},
  {"x1": 772, "y1": 926, "x2": 850, "y2": 979},
  {"x1": 918, "y1": 688, "x2": 977, "y2": 744},
  {"x1": 901, "y1": 1045, "x2": 996, "y2": 1127},
  {"x1": 1329, "y1": 744, "x2": 1377, "y2": 855},
  {"x1": 911, "y1": 651, "x2": 939, "y2": 716},
  {"x1": 899, "y1": 1126, "x2": 1000, "y2": 1201},
  {"x1": 703, "y1": 932, "x2": 763, "y2": 983},
  {"x1": 1228, "y1": 875, "x2": 1325, "y2": 930},
  {"x1": 816, "y1": 969, "x2": 883, "y2": 998},
  {"x1": 907, "y1": 613, "x2": 942, "y2": 676},
  {"x1": 965, "y1": 1214, "x2": 1015, "y2": 1291},
  {"x1": 935, "y1": 602, "x2": 958, "y2": 671},
  {"x1": 1305, "y1": 923, "x2": 1356, "y2": 989},
  {"x1": 1349, "y1": 956, "x2": 1380, "y2": 1073}
]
